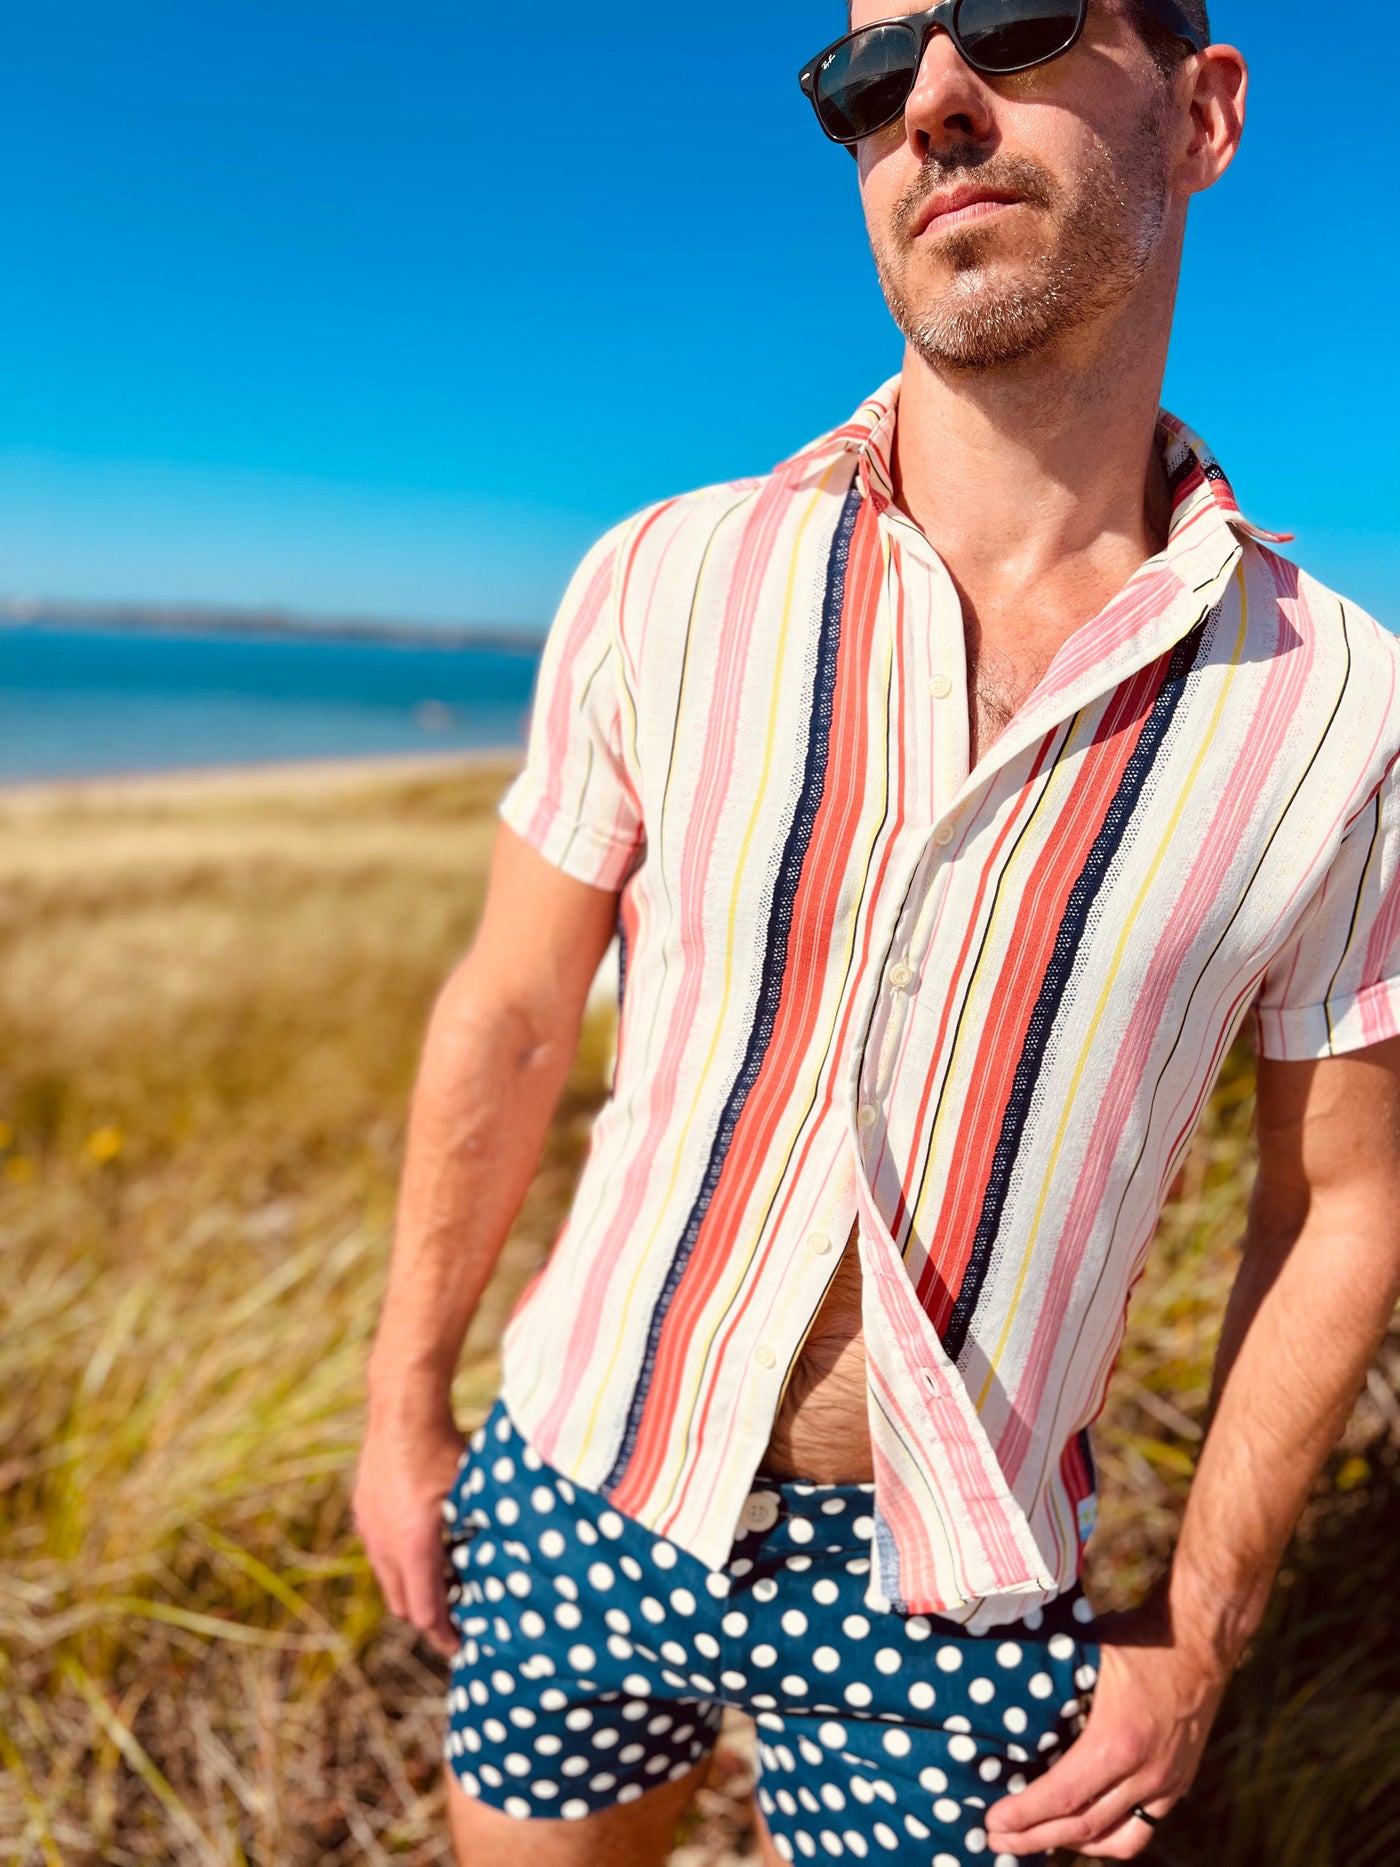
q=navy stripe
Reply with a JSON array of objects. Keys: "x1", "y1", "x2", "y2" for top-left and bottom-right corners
[
  {"x1": 601, "y1": 480, "x2": 862, "y2": 1493},
  {"x1": 941, "y1": 621, "x2": 1207, "y2": 1364}
]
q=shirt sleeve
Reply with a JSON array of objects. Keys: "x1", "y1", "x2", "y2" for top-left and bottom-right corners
[
  {"x1": 1252, "y1": 758, "x2": 1400, "y2": 1060},
  {"x1": 496, "y1": 525, "x2": 645, "y2": 892}
]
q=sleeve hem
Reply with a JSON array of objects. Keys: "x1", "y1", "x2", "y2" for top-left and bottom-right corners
[
  {"x1": 1253, "y1": 976, "x2": 1400, "y2": 1060},
  {"x1": 498, "y1": 777, "x2": 641, "y2": 893}
]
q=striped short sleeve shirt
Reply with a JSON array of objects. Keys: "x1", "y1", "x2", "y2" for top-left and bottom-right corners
[{"x1": 494, "y1": 376, "x2": 1400, "y2": 1631}]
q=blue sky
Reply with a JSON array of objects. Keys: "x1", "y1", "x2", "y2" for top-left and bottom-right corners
[{"x1": 1, "y1": 1, "x2": 1395, "y2": 631}]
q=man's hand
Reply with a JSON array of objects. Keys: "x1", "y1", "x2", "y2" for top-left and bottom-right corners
[
  {"x1": 984, "y1": 1592, "x2": 1229, "y2": 1858},
  {"x1": 354, "y1": 1400, "x2": 466, "y2": 1658}
]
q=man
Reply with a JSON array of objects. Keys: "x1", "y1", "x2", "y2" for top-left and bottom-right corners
[{"x1": 354, "y1": 1, "x2": 1400, "y2": 1861}]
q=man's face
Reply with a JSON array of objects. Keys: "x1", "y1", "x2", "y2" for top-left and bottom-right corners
[{"x1": 853, "y1": 0, "x2": 1185, "y2": 371}]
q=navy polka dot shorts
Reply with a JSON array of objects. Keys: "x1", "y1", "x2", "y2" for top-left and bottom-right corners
[{"x1": 442, "y1": 1397, "x2": 1101, "y2": 1866}]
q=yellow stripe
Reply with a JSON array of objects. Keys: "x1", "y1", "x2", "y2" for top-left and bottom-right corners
[
  {"x1": 976, "y1": 566, "x2": 1250, "y2": 1410},
  {"x1": 576, "y1": 458, "x2": 849, "y2": 1464}
]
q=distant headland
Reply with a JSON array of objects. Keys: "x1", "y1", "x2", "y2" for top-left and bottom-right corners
[{"x1": 0, "y1": 593, "x2": 545, "y2": 657}]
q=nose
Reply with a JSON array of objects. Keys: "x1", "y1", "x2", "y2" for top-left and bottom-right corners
[{"x1": 900, "y1": 26, "x2": 998, "y2": 156}]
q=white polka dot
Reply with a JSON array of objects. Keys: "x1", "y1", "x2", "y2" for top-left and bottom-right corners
[
  {"x1": 575, "y1": 1520, "x2": 597, "y2": 1545},
  {"x1": 1048, "y1": 1632, "x2": 1075, "y2": 1661},
  {"x1": 705, "y1": 1571, "x2": 731, "y2": 1597},
  {"x1": 874, "y1": 1648, "x2": 901, "y2": 1675},
  {"x1": 978, "y1": 1757, "x2": 1002, "y2": 1782},
  {"x1": 943, "y1": 1714, "x2": 971, "y2": 1733},
  {"x1": 567, "y1": 1644, "x2": 596, "y2": 1672},
  {"x1": 587, "y1": 1562, "x2": 614, "y2": 1591},
  {"x1": 853, "y1": 1516, "x2": 875, "y2": 1538},
  {"x1": 496, "y1": 1498, "x2": 520, "y2": 1525},
  {"x1": 561, "y1": 1799, "x2": 589, "y2": 1820},
  {"x1": 754, "y1": 1577, "x2": 779, "y2": 1603},
  {"x1": 539, "y1": 1688, "x2": 568, "y2": 1711},
  {"x1": 620, "y1": 1555, "x2": 643, "y2": 1581},
  {"x1": 873, "y1": 1822, "x2": 898, "y2": 1850},
  {"x1": 493, "y1": 1457, "x2": 515, "y2": 1482},
  {"x1": 996, "y1": 1856, "x2": 1020, "y2": 1867},
  {"x1": 882, "y1": 1728, "x2": 911, "y2": 1758},
  {"x1": 819, "y1": 1830, "x2": 844, "y2": 1855},
  {"x1": 966, "y1": 1828, "x2": 988, "y2": 1854},
  {"x1": 721, "y1": 1669, "x2": 748, "y2": 1690},
  {"x1": 919, "y1": 1765, "x2": 948, "y2": 1793},
  {"x1": 788, "y1": 1517, "x2": 815, "y2": 1545},
  {"x1": 781, "y1": 1609, "x2": 808, "y2": 1637},
  {"x1": 722, "y1": 1611, "x2": 749, "y2": 1637},
  {"x1": 933, "y1": 1799, "x2": 960, "y2": 1822},
  {"x1": 908, "y1": 1681, "x2": 936, "y2": 1710},
  {"x1": 811, "y1": 1578, "x2": 840, "y2": 1606},
  {"x1": 534, "y1": 1733, "x2": 562, "y2": 1755},
  {"x1": 670, "y1": 1588, "x2": 696, "y2": 1615},
  {"x1": 844, "y1": 1681, "x2": 873, "y2": 1707},
  {"x1": 818, "y1": 1721, "x2": 847, "y2": 1748},
  {"x1": 1075, "y1": 1662, "x2": 1099, "y2": 1690},
  {"x1": 968, "y1": 1677, "x2": 995, "y2": 1704},
  {"x1": 773, "y1": 1839, "x2": 794, "y2": 1863},
  {"x1": 509, "y1": 1707, "x2": 537, "y2": 1729},
  {"x1": 504, "y1": 1753, "x2": 530, "y2": 1776},
  {"x1": 781, "y1": 1674, "x2": 810, "y2": 1696},
  {"x1": 752, "y1": 1643, "x2": 778, "y2": 1667},
  {"x1": 1073, "y1": 1594, "x2": 1096, "y2": 1624},
  {"x1": 948, "y1": 1735, "x2": 977, "y2": 1763},
  {"x1": 529, "y1": 1485, "x2": 554, "y2": 1513},
  {"x1": 843, "y1": 1615, "x2": 870, "y2": 1640},
  {"x1": 903, "y1": 1615, "x2": 932, "y2": 1641},
  {"x1": 521, "y1": 1444, "x2": 542, "y2": 1470},
  {"x1": 849, "y1": 1776, "x2": 874, "y2": 1804},
  {"x1": 520, "y1": 1610, "x2": 545, "y2": 1638},
  {"x1": 538, "y1": 1529, "x2": 565, "y2": 1559},
  {"x1": 1020, "y1": 1606, "x2": 1044, "y2": 1631},
  {"x1": 640, "y1": 1596, "x2": 666, "y2": 1623},
  {"x1": 844, "y1": 1835, "x2": 868, "y2": 1859},
  {"x1": 598, "y1": 1510, "x2": 624, "y2": 1539},
  {"x1": 554, "y1": 1602, "x2": 582, "y2": 1630},
  {"x1": 651, "y1": 1541, "x2": 678, "y2": 1569},
  {"x1": 564, "y1": 1708, "x2": 592, "y2": 1731},
  {"x1": 1028, "y1": 1672, "x2": 1053, "y2": 1698},
  {"x1": 785, "y1": 1554, "x2": 813, "y2": 1572},
  {"x1": 503, "y1": 1794, "x2": 531, "y2": 1818},
  {"x1": 1037, "y1": 1730, "x2": 1060, "y2": 1751},
  {"x1": 812, "y1": 1646, "x2": 841, "y2": 1673},
  {"x1": 592, "y1": 1728, "x2": 619, "y2": 1750},
  {"x1": 935, "y1": 1645, "x2": 963, "y2": 1672},
  {"x1": 905, "y1": 1814, "x2": 931, "y2": 1839},
  {"x1": 694, "y1": 1631, "x2": 720, "y2": 1659},
  {"x1": 1002, "y1": 1706, "x2": 1027, "y2": 1734},
  {"x1": 661, "y1": 1641, "x2": 688, "y2": 1665}
]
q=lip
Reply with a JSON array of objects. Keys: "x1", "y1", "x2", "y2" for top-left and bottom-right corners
[{"x1": 911, "y1": 186, "x2": 1025, "y2": 238}]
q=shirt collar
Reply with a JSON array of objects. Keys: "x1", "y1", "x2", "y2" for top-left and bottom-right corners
[{"x1": 779, "y1": 373, "x2": 1292, "y2": 553}]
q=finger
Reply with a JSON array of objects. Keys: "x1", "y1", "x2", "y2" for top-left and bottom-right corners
[
  {"x1": 985, "y1": 1729, "x2": 1132, "y2": 1836},
  {"x1": 1077, "y1": 1799, "x2": 1174, "y2": 1860},
  {"x1": 988, "y1": 1776, "x2": 1170, "y2": 1859},
  {"x1": 403, "y1": 1543, "x2": 459, "y2": 1656}
]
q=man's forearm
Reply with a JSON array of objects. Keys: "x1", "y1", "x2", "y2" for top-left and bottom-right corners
[
  {"x1": 1165, "y1": 1202, "x2": 1400, "y2": 1674},
  {"x1": 366, "y1": 960, "x2": 580, "y2": 1423}
]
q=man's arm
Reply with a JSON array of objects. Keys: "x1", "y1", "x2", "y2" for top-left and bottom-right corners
[
  {"x1": 986, "y1": 1036, "x2": 1400, "y2": 1860},
  {"x1": 352, "y1": 823, "x2": 619, "y2": 1656}
]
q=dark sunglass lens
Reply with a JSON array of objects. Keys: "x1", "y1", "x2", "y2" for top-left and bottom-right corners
[
  {"x1": 954, "y1": 0, "x2": 1081, "y2": 71},
  {"x1": 812, "y1": 24, "x2": 921, "y2": 141}
]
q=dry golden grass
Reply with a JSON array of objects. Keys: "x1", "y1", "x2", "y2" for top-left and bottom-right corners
[{"x1": 1, "y1": 757, "x2": 1396, "y2": 1866}]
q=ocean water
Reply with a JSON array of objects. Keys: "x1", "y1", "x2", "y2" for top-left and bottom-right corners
[{"x1": 0, "y1": 622, "x2": 540, "y2": 782}]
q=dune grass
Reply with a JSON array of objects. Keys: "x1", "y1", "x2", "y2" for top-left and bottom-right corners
[{"x1": 0, "y1": 758, "x2": 1396, "y2": 1865}]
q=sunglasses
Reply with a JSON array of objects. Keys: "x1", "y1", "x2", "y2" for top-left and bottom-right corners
[{"x1": 799, "y1": 0, "x2": 1207, "y2": 145}]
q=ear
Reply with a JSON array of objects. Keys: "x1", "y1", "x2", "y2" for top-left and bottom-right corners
[{"x1": 1177, "y1": 42, "x2": 1248, "y2": 195}]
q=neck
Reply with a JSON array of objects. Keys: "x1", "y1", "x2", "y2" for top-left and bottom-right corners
[{"x1": 889, "y1": 273, "x2": 1179, "y2": 632}]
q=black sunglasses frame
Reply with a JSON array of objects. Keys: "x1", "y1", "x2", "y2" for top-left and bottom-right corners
[{"x1": 799, "y1": 0, "x2": 1209, "y2": 146}]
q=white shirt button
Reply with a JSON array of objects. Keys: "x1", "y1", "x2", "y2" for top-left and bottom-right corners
[
  {"x1": 934, "y1": 821, "x2": 956, "y2": 846},
  {"x1": 808, "y1": 1230, "x2": 833, "y2": 1255},
  {"x1": 754, "y1": 1344, "x2": 777, "y2": 1368},
  {"x1": 927, "y1": 673, "x2": 953, "y2": 699},
  {"x1": 857, "y1": 1103, "x2": 878, "y2": 1129},
  {"x1": 741, "y1": 1490, "x2": 781, "y2": 1533},
  {"x1": 888, "y1": 960, "x2": 915, "y2": 990}
]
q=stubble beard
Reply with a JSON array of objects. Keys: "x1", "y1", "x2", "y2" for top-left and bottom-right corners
[{"x1": 870, "y1": 118, "x2": 1172, "y2": 373}]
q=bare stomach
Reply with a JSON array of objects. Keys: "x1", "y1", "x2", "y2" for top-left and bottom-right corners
[{"x1": 761, "y1": 1222, "x2": 874, "y2": 1483}]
